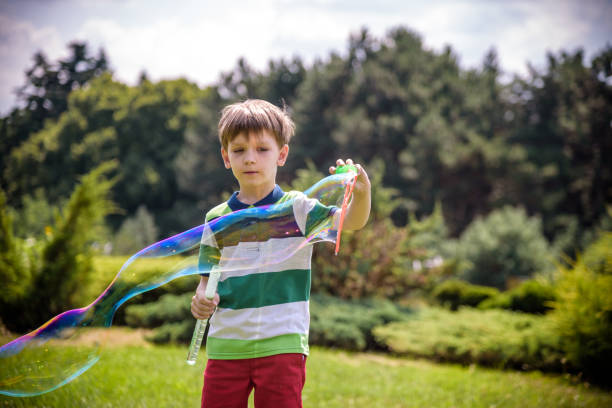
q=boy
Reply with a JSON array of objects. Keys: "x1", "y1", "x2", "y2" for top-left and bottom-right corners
[{"x1": 191, "y1": 99, "x2": 371, "y2": 408}]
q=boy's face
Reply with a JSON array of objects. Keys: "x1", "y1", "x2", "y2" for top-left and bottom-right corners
[{"x1": 221, "y1": 130, "x2": 289, "y2": 192}]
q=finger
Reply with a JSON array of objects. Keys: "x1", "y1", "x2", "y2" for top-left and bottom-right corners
[
  {"x1": 336, "y1": 159, "x2": 345, "y2": 167},
  {"x1": 329, "y1": 166, "x2": 336, "y2": 174},
  {"x1": 346, "y1": 158, "x2": 354, "y2": 165}
]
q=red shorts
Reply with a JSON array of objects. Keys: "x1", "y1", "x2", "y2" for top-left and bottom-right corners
[{"x1": 201, "y1": 353, "x2": 307, "y2": 408}]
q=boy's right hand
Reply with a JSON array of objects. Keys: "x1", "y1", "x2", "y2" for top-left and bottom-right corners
[{"x1": 191, "y1": 290, "x2": 219, "y2": 320}]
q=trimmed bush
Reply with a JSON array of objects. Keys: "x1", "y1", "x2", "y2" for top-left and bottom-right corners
[
  {"x1": 479, "y1": 279, "x2": 556, "y2": 314},
  {"x1": 124, "y1": 291, "x2": 200, "y2": 344},
  {"x1": 309, "y1": 294, "x2": 412, "y2": 351},
  {"x1": 432, "y1": 279, "x2": 499, "y2": 311},
  {"x1": 373, "y1": 307, "x2": 565, "y2": 372}
]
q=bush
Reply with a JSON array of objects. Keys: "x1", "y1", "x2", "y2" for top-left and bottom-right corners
[
  {"x1": 373, "y1": 307, "x2": 565, "y2": 372},
  {"x1": 551, "y1": 254, "x2": 612, "y2": 385},
  {"x1": 308, "y1": 160, "x2": 452, "y2": 300},
  {"x1": 432, "y1": 279, "x2": 499, "y2": 311},
  {"x1": 582, "y1": 231, "x2": 612, "y2": 275},
  {"x1": 480, "y1": 279, "x2": 556, "y2": 314},
  {"x1": 125, "y1": 293, "x2": 192, "y2": 328},
  {"x1": 124, "y1": 292, "x2": 196, "y2": 343},
  {"x1": 309, "y1": 294, "x2": 412, "y2": 351},
  {"x1": 455, "y1": 206, "x2": 552, "y2": 289}
]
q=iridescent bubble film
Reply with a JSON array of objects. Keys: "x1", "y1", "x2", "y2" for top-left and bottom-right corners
[{"x1": 0, "y1": 173, "x2": 356, "y2": 397}]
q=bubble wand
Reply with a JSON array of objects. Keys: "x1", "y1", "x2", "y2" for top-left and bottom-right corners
[
  {"x1": 334, "y1": 164, "x2": 358, "y2": 255},
  {"x1": 186, "y1": 268, "x2": 220, "y2": 365}
]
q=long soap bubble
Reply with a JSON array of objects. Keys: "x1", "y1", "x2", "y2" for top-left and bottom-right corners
[{"x1": 0, "y1": 171, "x2": 357, "y2": 397}]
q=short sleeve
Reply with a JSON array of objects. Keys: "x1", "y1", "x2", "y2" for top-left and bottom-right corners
[
  {"x1": 198, "y1": 219, "x2": 221, "y2": 276},
  {"x1": 292, "y1": 193, "x2": 338, "y2": 238}
]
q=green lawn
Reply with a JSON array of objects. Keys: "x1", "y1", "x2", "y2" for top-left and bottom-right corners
[{"x1": 1, "y1": 342, "x2": 610, "y2": 408}]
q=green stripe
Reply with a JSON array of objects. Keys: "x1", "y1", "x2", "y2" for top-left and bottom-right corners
[
  {"x1": 206, "y1": 202, "x2": 232, "y2": 222},
  {"x1": 217, "y1": 269, "x2": 311, "y2": 310},
  {"x1": 206, "y1": 333, "x2": 309, "y2": 359},
  {"x1": 198, "y1": 244, "x2": 221, "y2": 273}
]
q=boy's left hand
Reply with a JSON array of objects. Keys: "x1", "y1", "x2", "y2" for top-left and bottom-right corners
[{"x1": 329, "y1": 158, "x2": 371, "y2": 196}]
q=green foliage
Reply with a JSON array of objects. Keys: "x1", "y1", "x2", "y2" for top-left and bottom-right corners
[
  {"x1": 582, "y1": 231, "x2": 612, "y2": 275},
  {"x1": 374, "y1": 307, "x2": 565, "y2": 372},
  {"x1": 125, "y1": 293, "x2": 192, "y2": 329},
  {"x1": 0, "y1": 189, "x2": 31, "y2": 303},
  {"x1": 0, "y1": 163, "x2": 117, "y2": 332},
  {"x1": 125, "y1": 293, "x2": 195, "y2": 344},
  {"x1": 508, "y1": 47, "x2": 612, "y2": 243},
  {"x1": 10, "y1": 188, "x2": 59, "y2": 239},
  {"x1": 4, "y1": 71, "x2": 205, "y2": 236},
  {"x1": 432, "y1": 279, "x2": 499, "y2": 311},
  {"x1": 309, "y1": 294, "x2": 411, "y2": 351},
  {"x1": 112, "y1": 205, "x2": 159, "y2": 255},
  {"x1": 454, "y1": 206, "x2": 552, "y2": 289},
  {"x1": 310, "y1": 162, "x2": 451, "y2": 299},
  {"x1": 550, "y1": 253, "x2": 612, "y2": 385},
  {"x1": 4, "y1": 36, "x2": 610, "y2": 257},
  {"x1": 479, "y1": 279, "x2": 557, "y2": 314}
]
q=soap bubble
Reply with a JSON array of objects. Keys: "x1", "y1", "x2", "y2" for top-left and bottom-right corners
[{"x1": 0, "y1": 172, "x2": 356, "y2": 397}]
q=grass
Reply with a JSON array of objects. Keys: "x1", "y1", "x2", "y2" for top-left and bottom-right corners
[{"x1": 1, "y1": 338, "x2": 610, "y2": 408}]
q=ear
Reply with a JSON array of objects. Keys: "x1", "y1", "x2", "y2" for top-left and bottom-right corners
[
  {"x1": 221, "y1": 147, "x2": 231, "y2": 169},
  {"x1": 277, "y1": 144, "x2": 289, "y2": 166}
]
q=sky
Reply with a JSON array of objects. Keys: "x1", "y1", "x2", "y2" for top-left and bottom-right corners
[{"x1": 0, "y1": 0, "x2": 610, "y2": 115}]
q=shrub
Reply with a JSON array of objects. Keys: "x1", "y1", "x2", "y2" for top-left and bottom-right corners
[
  {"x1": 432, "y1": 279, "x2": 499, "y2": 311},
  {"x1": 373, "y1": 307, "x2": 565, "y2": 372},
  {"x1": 582, "y1": 231, "x2": 612, "y2": 275},
  {"x1": 480, "y1": 279, "x2": 556, "y2": 314},
  {"x1": 455, "y1": 206, "x2": 552, "y2": 289},
  {"x1": 125, "y1": 292, "x2": 196, "y2": 344},
  {"x1": 309, "y1": 294, "x2": 412, "y2": 351},
  {"x1": 551, "y1": 255, "x2": 612, "y2": 385}
]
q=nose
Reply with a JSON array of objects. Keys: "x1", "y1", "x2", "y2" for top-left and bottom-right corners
[{"x1": 244, "y1": 148, "x2": 256, "y2": 165}]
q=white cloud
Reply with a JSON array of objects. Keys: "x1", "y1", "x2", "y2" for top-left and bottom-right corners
[
  {"x1": 0, "y1": 0, "x2": 609, "y2": 114},
  {"x1": 76, "y1": 3, "x2": 288, "y2": 87},
  {"x1": 0, "y1": 15, "x2": 64, "y2": 113}
]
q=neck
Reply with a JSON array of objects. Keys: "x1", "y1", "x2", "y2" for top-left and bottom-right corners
[{"x1": 237, "y1": 182, "x2": 276, "y2": 205}]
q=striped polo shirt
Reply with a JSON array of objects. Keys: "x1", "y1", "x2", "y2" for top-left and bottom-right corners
[{"x1": 198, "y1": 185, "x2": 337, "y2": 359}]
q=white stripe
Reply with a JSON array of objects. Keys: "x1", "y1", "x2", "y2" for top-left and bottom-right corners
[
  {"x1": 200, "y1": 223, "x2": 217, "y2": 247},
  {"x1": 209, "y1": 301, "x2": 310, "y2": 340},
  {"x1": 292, "y1": 193, "x2": 317, "y2": 234},
  {"x1": 218, "y1": 237, "x2": 313, "y2": 281}
]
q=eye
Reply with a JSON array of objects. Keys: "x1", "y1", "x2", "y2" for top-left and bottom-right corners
[
  {"x1": 258, "y1": 147, "x2": 269, "y2": 152},
  {"x1": 233, "y1": 148, "x2": 244, "y2": 153}
]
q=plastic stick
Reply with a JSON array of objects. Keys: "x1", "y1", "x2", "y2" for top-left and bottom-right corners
[{"x1": 186, "y1": 269, "x2": 220, "y2": 365}]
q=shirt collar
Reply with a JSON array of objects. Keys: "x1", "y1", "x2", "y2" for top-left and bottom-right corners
[{"x1": 227, "y1": 184, "x2": 284, "y2": 211}]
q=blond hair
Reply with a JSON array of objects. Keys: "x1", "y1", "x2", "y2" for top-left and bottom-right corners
[{"x1": 218, "y1": 99, "x2": 295, "y2": 150}]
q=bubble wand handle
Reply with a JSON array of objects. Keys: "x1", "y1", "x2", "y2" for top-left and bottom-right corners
[
  {"x1": 186, "y1": 269, "x2": 220, "y2": 365},
  {"x1": 334, "y1": 164, "x2": 358, "y2": 255}
]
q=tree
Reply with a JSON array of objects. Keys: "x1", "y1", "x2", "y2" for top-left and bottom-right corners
[
  {"x1": 0, "y1": 42, "x2": 109, "y2": 195},
  {"x1": 506, "y1": 47, "x2": 612, "y2": 247},
  {"x1": 0, "y1": 162, "x2": 117, "y2": 332}
]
